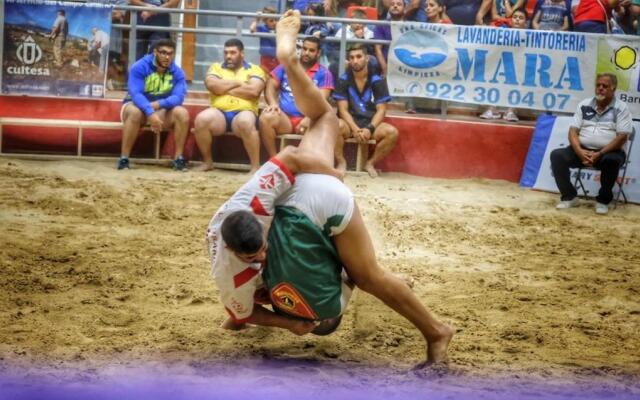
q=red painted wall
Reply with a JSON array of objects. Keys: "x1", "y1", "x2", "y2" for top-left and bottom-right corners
[
  {"x1": 0, "y1": 96, "x2": 534, "y2": 182},
  {"x1": 378, "y1": 116, "x2": 534, "y2": 182}
]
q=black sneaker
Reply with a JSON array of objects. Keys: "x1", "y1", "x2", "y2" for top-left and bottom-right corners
[
  {"x1": 172, "y1": 155, "x2": 188, "y2": 171},
  {"x1": 117, "y1": 157, "x2": 130, "y2": 170}
]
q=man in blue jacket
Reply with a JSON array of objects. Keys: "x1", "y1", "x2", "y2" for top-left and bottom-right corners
[{"x1": 119, "y1": 39, "x2": 190, "y2": 170}]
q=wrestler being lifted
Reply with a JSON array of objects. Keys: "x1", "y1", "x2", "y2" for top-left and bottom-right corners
[{"x1": 207, "y1": 10, "x2": 453, "y2": 366}]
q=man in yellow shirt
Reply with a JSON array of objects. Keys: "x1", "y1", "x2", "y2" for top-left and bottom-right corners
[{"x1": 194, "y1": 39, "x2": 266, "y2": 173}]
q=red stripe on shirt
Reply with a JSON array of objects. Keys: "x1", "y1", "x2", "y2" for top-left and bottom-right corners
[
  {"x1": 233, "y1": 267, "x2": 260, "y2": 288},
  {"x1": 250, "y1": 196, "x2": 269, "y2": 216},
  {"x1": 270, "y1": 157, "x2": 295, "y2": 184}
]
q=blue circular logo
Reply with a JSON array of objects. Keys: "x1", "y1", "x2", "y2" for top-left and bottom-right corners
[{"x1": 394, "y1": 30, "x2": 448, "y2": 69}]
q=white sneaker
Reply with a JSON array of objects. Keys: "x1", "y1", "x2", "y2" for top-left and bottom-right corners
[
  {"x1": 595, "y1": 202, "x2": 609, "y2": 215},
  {"x1": 480, "y1": 109, "x2": 501, "y2": 119},
  {"x1": 504, "y1": 110, "x2": 519, "y2": 122},
  {"x1": 556, "y1": 197, "x2": 579, "y2": 209}
]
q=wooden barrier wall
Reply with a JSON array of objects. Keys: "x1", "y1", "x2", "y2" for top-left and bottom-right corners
[{"x1": 0, "y1": 95, "x2": 535, "y2": 182}]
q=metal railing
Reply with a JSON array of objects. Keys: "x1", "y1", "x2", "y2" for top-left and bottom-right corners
[
  {"x1": 110, "y1": 5, "x2": 553, "y2": 120},
  {"x1": 113, "y1": 5, "x2": 391, "y2": 81}
]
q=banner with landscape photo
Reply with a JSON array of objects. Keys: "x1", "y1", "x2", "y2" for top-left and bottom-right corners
[{"x1": 2, "y1": 0, "x2": 112, "y2": 98}]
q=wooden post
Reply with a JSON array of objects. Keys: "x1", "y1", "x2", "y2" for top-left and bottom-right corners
[
  {"x1": 182, "y1": 0, "x2": 198, "y2": 81},
  {"x1": 77, "y1": 126, "x2": 83, "y2": 157}
]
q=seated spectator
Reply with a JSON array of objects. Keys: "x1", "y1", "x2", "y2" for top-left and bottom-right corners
[
  {"x1": 532, "y1": 0, "x2": 571, "y2": 30},
  {"x1": 303, "y1": 2, "x2": 338, "y2": 66},
  {"x1": 373, "y1": 0, "x2": 416, "y2": 113},
  {"x1": 336, "y1": 0, "x2": 365, "y2": 17},
  {"x1": 631, "y1": 0, "x2": 640, "y2": 34},
  {"x1": 573, "y1": 0, "x2": 617, "y2": 33},
  {"x1": 405, "y1": 0, "x2": 427, "y2": 21},
  {"x1": 193, "y1": 39, "x2": 266, "y2": 174},
  {"x1": 333, "y1": 9, "x2": 380, "y2": 75},
  {"x1": 129, "y1": 0, "x2": 180, "y2": 61},
  {"x1": 250, "y1": 6, "x2": 278, "y2": 73},
  {"x1": 570, "y1": 0, "x2": 579, "y2": 15},
  {"x1": 259, "y1": 36, "x2": 350, "y2": 171},
  {"x1": 293, "y1": 0, "x2": 332, "y2": 14},
  {"x1": 442, "y1": 0, "x2": 493, "y2": 25},
  {"x1": 118, "y1": 39, "x2": 189, "y2": 170},
  {"x1": 334, "y1": 45, "x2": 399, "y2": 178},
  {"x1": 374, "y1": 0, "x2": 404, "y2": 77},
  {"x1": 334, "y1": 9, "x2": 375, "y2": 40},
  {"x1": 425, "y1": 0, "x2": 453, "y2": 23},
  {"x1": 480, "y1": 8, "x2": 527, "y2": 121},
  {"x1": 611, "y1": 2, "x2": 635, "y2": 34},
  {"x1": 490, "y1": 0, "x2": 525, "y2": 26},
  {"x1": 550, "y1": 73, "x2": 631, "y2": 215}
]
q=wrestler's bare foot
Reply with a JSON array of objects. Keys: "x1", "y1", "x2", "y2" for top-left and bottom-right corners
[
  {"x1": 276, "y1": 10, "x2": 301, "y2": 65},
  {"x1": 193, "y1": 162, "x2": 214, "y2": 172},
  {"x1": 365, "y1": 162, "x2": 379, "y2": 178},
  {"x1": 336, "y1": 157, "x2": 347, "y2": 174},
  {"x1": 248, "y1": 166, "x2": 259, "y2": 175},
  {"x1": 426, "y1": 324, "x2": 454, "y2": 365}
]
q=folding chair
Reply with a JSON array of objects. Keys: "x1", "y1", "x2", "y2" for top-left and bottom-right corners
[{"x1": 573, "y1": 128, "x2": 635, "y2": 208}]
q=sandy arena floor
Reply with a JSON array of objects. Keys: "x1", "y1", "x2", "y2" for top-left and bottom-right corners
[{"x1": 0, "y1": 158, "x2": 639, "y2": 398}]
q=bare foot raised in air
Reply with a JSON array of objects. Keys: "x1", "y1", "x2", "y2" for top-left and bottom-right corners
[{"x1": 276, "y1": 10, "x2": 301, "y2": 65}]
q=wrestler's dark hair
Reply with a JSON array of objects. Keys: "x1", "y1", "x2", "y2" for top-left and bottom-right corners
[
  {"x1": 153, "y1": 38, "x2": 176, "y2": 50},
  {"x1": 58, "y1": 9, "x2": 65, "y2": 15},
  {"x1": 303, "y1": 36, "x2": 321, "y2": 49},
  {"x1": 220, "y1": 210, "x2": 264, "y2": 254},
  {"x1": 224, "y1": 38, "x2": 244, "y2": 51}
]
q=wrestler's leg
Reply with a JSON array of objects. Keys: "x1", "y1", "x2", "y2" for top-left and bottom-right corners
[
  {"x1": 276, "y1": 10, "x2": 337, "y2": 165},
  {"x1": 276, "y1": 10, "x2": 332, "y2": 121},
  {"x1": 333, "y1": 203, "x2": 454, "y2": 364}
]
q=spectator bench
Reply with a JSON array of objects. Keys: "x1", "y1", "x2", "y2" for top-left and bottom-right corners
[
  {"x1": 0, "y1": 117, "x2": 161, "y2": 159},
  {"x1": 279, "y1": 133, "x2": 376, "y2": 172},
  {"x1": 0, "y1": 117, "x2": 376, "y2": 172},
  {"x1": 0, "y1": 117, "x2": 249, "y2": 170}
]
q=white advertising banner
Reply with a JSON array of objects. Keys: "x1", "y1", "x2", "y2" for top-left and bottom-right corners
[{"x1": 388, "y1": 22, "x2": 640, "y2": 115}]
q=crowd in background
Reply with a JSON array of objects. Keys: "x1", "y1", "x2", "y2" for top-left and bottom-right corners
[{"x1": 98, "y1": 0, "x2": 638, "y2": 118}]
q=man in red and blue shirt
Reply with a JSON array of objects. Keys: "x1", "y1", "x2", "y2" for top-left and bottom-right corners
[{"x1": 259, "y1": 36, "x2": 350, "y2": 171}]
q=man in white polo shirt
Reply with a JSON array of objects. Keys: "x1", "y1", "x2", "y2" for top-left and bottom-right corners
[{"x1": 550, "y1": 73, "x2": 633, "y2": 215}]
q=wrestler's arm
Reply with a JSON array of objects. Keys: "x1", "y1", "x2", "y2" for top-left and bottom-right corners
[{"x1": 222, "y1": 305, "x2": 316, "y2": 335}]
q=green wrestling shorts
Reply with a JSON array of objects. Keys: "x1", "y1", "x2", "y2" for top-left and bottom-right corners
[{"x1": 263, "y1": 206, "x2": 344, "y2": 321}]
